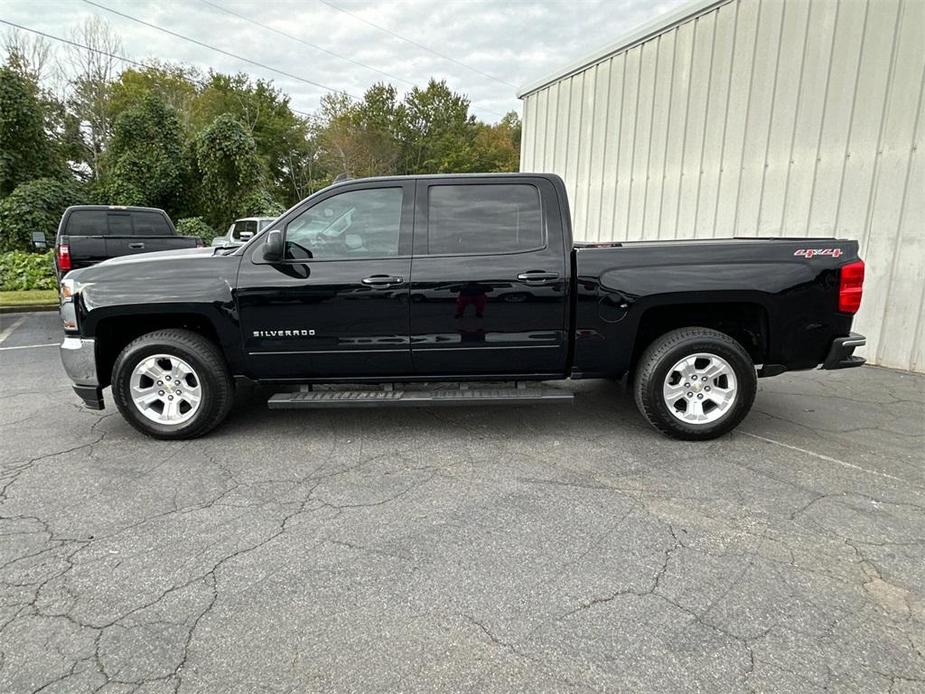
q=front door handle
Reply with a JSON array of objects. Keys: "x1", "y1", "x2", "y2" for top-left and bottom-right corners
[
  {"x1": 128, "y1": 242, "x2": 145, "y2": 249},
  {"x1": 361, "y1": 275, "x2": 404, "y2": 286},
  {"x1": 517, "y1": 270, "x2": 559, "y2": 282}
]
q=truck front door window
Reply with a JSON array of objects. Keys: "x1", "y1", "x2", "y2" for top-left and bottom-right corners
[{"x1": 285, "y1": 187, "x2": 404, "y2": 260}]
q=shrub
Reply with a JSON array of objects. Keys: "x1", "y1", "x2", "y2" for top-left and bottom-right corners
[
  {"x1": 0, "y1": 177, "x2": 85, "y2": 252},
  {"x1": 240, "y1": 188, "x2": 285, "y2": 218},
  {"x1": 0, "y1": 250, "x2": 56, "y2": 291},
  {"x1": 175, "y1": 216, "x2": 216, "y2": 244}
]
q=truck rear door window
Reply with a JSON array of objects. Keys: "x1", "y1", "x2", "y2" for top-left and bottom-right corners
[
  {"x1": 132, "y1": 211, "x2": 172, "y2": 235},
  {"x1": 426, "y1": 184, "x2": 543, "y2": 255}
]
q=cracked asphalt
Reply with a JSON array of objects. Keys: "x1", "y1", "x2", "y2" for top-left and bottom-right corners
[{"x1": 1, "y1": 311, "x2": 923, "y2": 693}]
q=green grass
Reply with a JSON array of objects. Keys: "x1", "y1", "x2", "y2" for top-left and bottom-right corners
[{"x1": 0, "y1": 289, "x2": 58, "y2": 307}]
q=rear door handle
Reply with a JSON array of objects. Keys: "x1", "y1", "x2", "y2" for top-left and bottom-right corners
[
  {"x1": 128, "y1": 242, "x2": 145, "y2": 249},
  {"x1": 517, "y1": 270, "x2": 559, "y2": 282},
  {"x1": 361, "y1": 275, "x2": 404, "y2": 286}
]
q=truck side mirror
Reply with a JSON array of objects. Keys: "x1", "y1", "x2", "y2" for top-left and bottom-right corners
[
  {"x1": 32, "y1": 231, "x2": 48, "y2": 251},
  {"x1": 262, "y1": 230, "x2": 283, "y2": 261}
]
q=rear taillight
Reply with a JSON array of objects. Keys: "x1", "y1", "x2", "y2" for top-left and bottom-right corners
[
  {"x1": 838, "y1": 260, "x2": 864, "y2": 314},
  {"x1": 57, "y1": 242, "x2": 71, "y2": 272}
]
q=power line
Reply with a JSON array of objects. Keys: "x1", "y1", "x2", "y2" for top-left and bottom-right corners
[
  {"x1": 197, "y1": 0, "x2": 414, "y2": 88},
  {"x1": 317, "y1": 0, "x2": 517, "y2": 89},
  {"x1": 4, "y1": 10, "x2": 509, "y2": 121},
  {"x1": 0, "y1": 18, "x2": 317, "y2": 119},
  {"x1": 0, "y1": 18, "x2": 145, "y2": 69},
  {"x1": 80, "y1": 0, "x2": 362, "y2": 100},
  {"x1": 197, "y1": 0, "x2": 507, "y2": 119}
]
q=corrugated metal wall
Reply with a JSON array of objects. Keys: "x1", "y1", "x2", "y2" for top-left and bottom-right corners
[{"x1": 520, "y1": 0, "x2": 925, "y2": 372}]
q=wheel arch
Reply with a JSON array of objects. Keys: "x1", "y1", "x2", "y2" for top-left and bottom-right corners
[
  {"x1": 90, "y1": 309, "x2": 231, "y2": 388},
  {"x1": 630, "y1": 301, "x2": 769, "y2": 373}
]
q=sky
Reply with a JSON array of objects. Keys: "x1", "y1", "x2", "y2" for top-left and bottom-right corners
[{"x1": 2, "y1": 0, "x2": 687, "y2": 122}]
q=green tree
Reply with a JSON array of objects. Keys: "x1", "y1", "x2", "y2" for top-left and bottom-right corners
[
  {"x1": 193, "y1": 72, "x2": 310, "y2": 205},
  {"x1": 471, "y1": 111, "x2": 521, "y2": 172},
  {"x1": 0, "y1": 66, "x2": 60, "y2": 196},
  {"x1": 0, "y1": 177, "x2": 85, "y2": 251},
  {"x1": 286, "y1": 117, "x2": 326, "y2": 199},
  {"x1": 104, "y1": 94, "x2": 186, "y2": 214},
  {"x1": 318, "y1": 84, "x2": 402, "y2": 179},
  {"x1": 193, "y1": 114, "x2": 268, "y2": 229},
  {"x1": 108, "y1": 62, "x2": 199, "y2": 129},
  {"x1": 397, "y1": 79, "x2": 477, "y2": 174}
]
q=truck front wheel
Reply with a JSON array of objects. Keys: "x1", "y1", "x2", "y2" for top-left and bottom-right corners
[
  {"x1": 111, "y1": 329, "x2": 234, "y2": 440},
  {"x1": 633, "y1": 327, "x2": 757, "y2": 440}
]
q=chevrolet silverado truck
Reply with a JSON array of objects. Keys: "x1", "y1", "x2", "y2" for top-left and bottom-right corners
[
  {"x1": 57, "y1": 173, "x2": 866, "y2": 440},
  {"x1": 53, "y1": 205, "x2": 202, "y2": 280}
]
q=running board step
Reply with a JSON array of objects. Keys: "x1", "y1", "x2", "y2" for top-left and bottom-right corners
[{"x1": 267, "y1": 385, "x2": 574, "y2": 409}]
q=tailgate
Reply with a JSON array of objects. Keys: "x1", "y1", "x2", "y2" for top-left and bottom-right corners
[
  {"x1": 105, "y1": 235, "x2": 198, "y2": 258},
  {"x1": 67, "y1": 236, "x2": 108, "y2": 270}
]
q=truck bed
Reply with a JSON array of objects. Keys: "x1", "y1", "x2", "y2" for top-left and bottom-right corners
[{"x1": 571, "y1": 236, "x2": 861, "y2": 377}]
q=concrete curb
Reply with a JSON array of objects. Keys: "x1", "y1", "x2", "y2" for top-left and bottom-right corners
[{"x1": 0, "y1": 304, "x2": 58, "y2": 315}]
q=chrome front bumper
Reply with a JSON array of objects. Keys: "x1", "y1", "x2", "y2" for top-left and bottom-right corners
[
  {"x1": 60, "y1": 337, "x2": 104, "y2": 409},
  {"x1": 60, "y1": 337, "x2": 98, "y2": 385}
]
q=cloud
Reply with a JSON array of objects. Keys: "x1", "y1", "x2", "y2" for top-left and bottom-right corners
[{"x1": 5, "y1": 0, "x2": 687, "y2": 121}]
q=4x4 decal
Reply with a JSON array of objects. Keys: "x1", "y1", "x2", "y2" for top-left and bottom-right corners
[{"x1": 794, "y1": 248, "x2": 843, "y2": 259}]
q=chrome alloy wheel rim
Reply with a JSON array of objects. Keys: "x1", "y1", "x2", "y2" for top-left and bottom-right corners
[
  {"x1": 662, "y1": 353, "x2": 738, "y2": 425},
  {"x1": 129, "y1": 354, "x2": 202, "y2": 425}
]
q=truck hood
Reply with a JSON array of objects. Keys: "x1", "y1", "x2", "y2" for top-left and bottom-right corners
[
  {"x1": 65, "y1": 246, "x2": 231, "y2": 286},
  {"x1": 94, "y1": 246, "x2": 218, "y2": 266},
  {"x1": 68, "y1": 245, "x2": 241, "y2": 313}
]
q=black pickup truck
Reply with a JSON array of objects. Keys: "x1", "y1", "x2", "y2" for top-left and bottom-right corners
[
  {"x1": 58, "y1": 173, "x2": 866, "y2": 440},
  {"x1": 54, "y1": 205, "x2": 201, "y2": 280}
]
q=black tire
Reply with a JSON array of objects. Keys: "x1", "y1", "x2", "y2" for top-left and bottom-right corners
[
  {"x1": 112, "y1": 329, "x2": 234, "y2": 440},
  {"x1": 633, "y1": 327, "x2": 757, "y2": 440}
]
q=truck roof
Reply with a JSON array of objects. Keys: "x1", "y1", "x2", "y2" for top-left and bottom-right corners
[
  {"x1": 325, "y1": 172, "x2": 562, "y2": 189},
  {"x1": 62, "y1": 205, "x2": 170, "y2": 214}
]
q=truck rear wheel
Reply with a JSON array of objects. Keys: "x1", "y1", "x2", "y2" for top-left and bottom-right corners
[
  {"x1": 634, "y1": 327, "x2": 757, "y2": 440},
  {"x1": 111, "y1": 329, "x2": 234, "y2": 440}
]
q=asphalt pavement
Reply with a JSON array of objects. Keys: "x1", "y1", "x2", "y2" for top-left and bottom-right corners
[{"x1": 1, "y1": 311, "x2": 923, "y2": 693}]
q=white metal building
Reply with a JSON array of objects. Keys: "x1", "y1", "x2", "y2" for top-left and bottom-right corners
[{"x1": 518, "y1": 0, "x2": 924, "y2": 372}]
